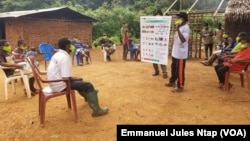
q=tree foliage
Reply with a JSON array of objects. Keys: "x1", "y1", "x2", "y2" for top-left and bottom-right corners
[{"x1": 0, "y1": 0, "x2": 229, "y2": 44}]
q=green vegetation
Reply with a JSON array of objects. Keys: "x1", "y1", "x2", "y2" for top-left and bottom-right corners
[{"x1": 0, "y1": 0, "x2": 229, "y2": 46}]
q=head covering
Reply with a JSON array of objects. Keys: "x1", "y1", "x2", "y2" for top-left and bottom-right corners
[{"x1": 176, "y1": 12, "x2": 188, "y2": 21}]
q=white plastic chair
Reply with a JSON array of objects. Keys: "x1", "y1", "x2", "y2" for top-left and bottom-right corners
[
  {"x1": 0, "y1": 65, "x2": 32, "y2": 100},
  {"x1": 102, "y1": 44, "x2": 117, "y2": 62}
]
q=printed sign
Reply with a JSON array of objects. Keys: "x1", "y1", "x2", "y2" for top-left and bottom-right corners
[{"x1": 140, "y1": 16, "x2": 172, "y2": 65}]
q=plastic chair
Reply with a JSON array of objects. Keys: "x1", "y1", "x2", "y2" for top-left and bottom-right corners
[
  {"x1": 38, "y1": 43, "x2": 57, "y2": 70},
  {"x1": 27, "y1": 57, "x2": 78, "y2": 127},
  {"x1": 102, "y1": 44, "x2": 117, "y2": 62},
  {"x1": 224, "y1": 60, "x2": 250, "y2": 91},
  {"x1": 0, "y1": 65, "x2": 31, "y2": 100}
]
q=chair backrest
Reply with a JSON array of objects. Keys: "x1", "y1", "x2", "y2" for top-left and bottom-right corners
[
  {"x1": 27, "y1": 57, "x2": 44, "y2": 91},
  {"x1": 26, "y1": 57, "x2": 71, "y2": 93},
  {"x1": 38, "y1": 43, "x2": 56, "y2": 61}
]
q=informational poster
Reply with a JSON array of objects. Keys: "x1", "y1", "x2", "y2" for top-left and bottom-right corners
[{"x1": 140, "y1": 16, "x2": 172, "y2": 65}]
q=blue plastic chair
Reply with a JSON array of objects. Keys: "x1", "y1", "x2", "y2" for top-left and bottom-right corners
[{"x1": 38, "y1": 43, "x2": 57, "y2": 70}]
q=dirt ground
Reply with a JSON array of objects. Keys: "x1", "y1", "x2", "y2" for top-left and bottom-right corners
[{"x1": 0, "y1": 46, "x2": 250, "y2": 141}]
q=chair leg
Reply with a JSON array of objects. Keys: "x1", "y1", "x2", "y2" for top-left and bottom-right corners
[
  {"x1": 245, "y1": 72, "x2": 250, "y2": 90},
  {"x1": 40, "y1": 95, "x2": 46, "y2": 127},
  {"x1": 5, "y1": 80, "x2": 8, "y2": 100},
  {"x1": 103, "y1": 50, "x2": 107, "y2": 62},
  {"x1": 23, "y1": 76, "x2": 32, "y2": 98},
  {"x1": 240, "y1": 74, "x2": 244, "y2": 87},
  {"x1": 71, "y1": 91, "x2": 78, "y2": 122},
  {"x1": 88, "y1": 54, "x2": 92, "y2": 64},
  {"x1": 224, "y1": 72, "x2": 229, "y2": 91},
  {"x1": 66, "y1": 93, "x2": 72, "y2": 109}
]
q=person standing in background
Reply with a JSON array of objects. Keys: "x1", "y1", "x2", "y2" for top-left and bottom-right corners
[
  {"x1": 121, "y1": 22, "x2": 129, "y2": 61},
  {"x1": 165, "y1": 12, "x2": 190, "y2": 92},
  {"x1": 201, "y1": 22, "x2": 214, "y2": 60},
  {"x1": 151, "y1": 9, "x2": 168, "y2": 78},
  {"x1": 214, "y1": 23, "x2": 224, "y2": 50}
]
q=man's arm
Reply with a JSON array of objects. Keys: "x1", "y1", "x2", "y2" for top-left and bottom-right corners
[
  {"x1": 0, "y1": 61, "x2": 22, "y2": 69},
  {"x1": 177, "y1": 25, "x2": 187, "y2": 43}
]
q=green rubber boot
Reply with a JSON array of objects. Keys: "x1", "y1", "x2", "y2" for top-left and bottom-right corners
[
  {"x1": 85, "y1": 90, "x2": 109, "y2": 117},
  {"x1": 78, "y1": 91, "x2": 87, "y2": 102}
]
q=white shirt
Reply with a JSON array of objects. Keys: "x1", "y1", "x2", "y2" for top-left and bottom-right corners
[
  {"x1": 171, "y1": 23, "x2": 190, "y2": 59},
  {"x1": 47, "y1": 49, "x2": 72, "y2": 92}
]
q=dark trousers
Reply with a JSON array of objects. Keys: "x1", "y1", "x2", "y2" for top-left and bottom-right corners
[
  {"x1": 153, "y1": 63, "x2": 167, "y2": 73},
  {"x1": 29, "y1": 77, "x2": 36, "y2": 91},
  {"x1": 70, "y1": 80, "x2": 95, "y2": 93},
  {"x1": 205, "y1": 43, "x2": 213, "y2": 58},
  {"x1": 214, "y1": 64, "x2": 229, "y2": 84},
  {"x1": 169, "y1": 57, "x2": 186, "y2": 88},
  {"x1": 122, "y1": 44, "x2": 129, "y2": 60}
]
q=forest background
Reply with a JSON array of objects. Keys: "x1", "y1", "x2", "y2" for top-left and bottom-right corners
[{"x1": 0, "y1": 0, "x2": 229, "y2": 45}]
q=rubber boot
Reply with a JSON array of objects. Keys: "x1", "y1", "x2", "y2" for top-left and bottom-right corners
[
  {"x1": 84, "y1": 90, "x2": 109, "y2": 117},
  {"x1": 78, "y1": 91, "x2": 87, "y2": 102}
]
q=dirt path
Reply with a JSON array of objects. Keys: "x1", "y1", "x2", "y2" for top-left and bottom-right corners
[{"x1": 0, "y1": 46, "x2": 250, "y2": 141}]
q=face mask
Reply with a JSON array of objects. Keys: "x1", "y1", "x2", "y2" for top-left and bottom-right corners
[
  {"x1": 222, "y1": 33, "x2": 228, "y2": 39},
  {"x1": 103, "y1": 36, "x2": 107, "y2": 39},
  {"x1": 174, "y1": 19, "x2": 182, "y2": 25},
  {"x1": 236, "y1": 36, "x2": 240, "y2": 42},
  {"x1": 3, "y1": 45, "x2": 11, "y2": 53},
  {"x1": 21, "y1": 46, "x2": 28, "y2": 50},
  {"x1": 241, "y1": 43, "x2": 247, "y2": 48}
]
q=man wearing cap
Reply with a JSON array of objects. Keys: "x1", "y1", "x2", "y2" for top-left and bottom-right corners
[{"x1": 165, "y1": 12, "x2": 190, "y2": 92}]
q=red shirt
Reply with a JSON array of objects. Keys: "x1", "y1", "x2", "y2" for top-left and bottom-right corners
[{"x1": 223, "y1": 46, "x2": 250, "y2": 71}]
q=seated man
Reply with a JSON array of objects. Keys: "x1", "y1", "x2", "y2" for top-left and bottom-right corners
[
  {"x1": 129, "y1": 39, "x2": 140, "y2": 61},
  {"x1": 98, "y1": 33, "x2": 116, "y2": 61},
  {"x1": 71, "y1": 37, "x2": 90, "y2": 65},
  {"x1": 214, "y1": 34, "x2": 250, "y2": 89},
  {"x1": 47, "y1": 37, "x2": 108, "y2": 117}
]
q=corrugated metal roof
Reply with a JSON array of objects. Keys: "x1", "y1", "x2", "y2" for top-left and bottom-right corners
[
  {"x1": 0, "y1": 7, "x2": 65, "y2": 18},
  {"x1": 0, "y1": 7, "x2": 97, "y2": 22}
]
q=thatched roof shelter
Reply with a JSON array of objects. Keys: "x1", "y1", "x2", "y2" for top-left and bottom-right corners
[{"x1": 224, "y1": 0, "x2": 250, "y2": 39}]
